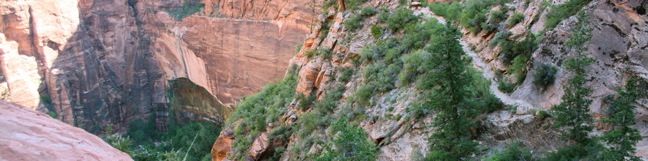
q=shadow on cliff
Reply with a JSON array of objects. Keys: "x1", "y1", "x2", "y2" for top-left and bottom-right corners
[{"x1": 39, "y1": 0, "x2": 225, "y2": 134}]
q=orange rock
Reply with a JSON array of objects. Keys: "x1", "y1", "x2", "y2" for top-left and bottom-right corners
[
  {"x1": 212, "y1": 129, "x2": 235, "y2": 161},
  {"x1": 0, "y1": 101, "x2": 132, "y2": 161},
  {"x1": 296, "y1": 59, "x2": 322, "y2": 95}
]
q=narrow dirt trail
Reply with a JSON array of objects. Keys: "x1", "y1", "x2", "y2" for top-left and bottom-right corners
[{"x1": 423, "y1": 9, "x2": 535, "y2": 111}]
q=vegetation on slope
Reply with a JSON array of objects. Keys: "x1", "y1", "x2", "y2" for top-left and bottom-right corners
[
  {"x1": 228, "y1": 66, "x2": 299, "y2": 160},
  {"x1": 167, "y1": 0, "x2": 204, "y2": 20},
  {"x1": 545, "y1": 0, "x2": 592, "y2": 30},
  {"x1": 106, "y1": 118, "x2": 220, "y2": 161}
]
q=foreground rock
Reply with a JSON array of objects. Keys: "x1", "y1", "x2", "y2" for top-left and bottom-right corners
[{"x1": 0, "y1": 101, "x2": 132, "y2": 161}]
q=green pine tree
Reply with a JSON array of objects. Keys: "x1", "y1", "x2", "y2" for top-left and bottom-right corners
[
  {"x1": 552, "y1": 57, "x2": 594, "y2": 144},
  {"x1": 546, "y1": 56, "x2": 596, "y2": 160},
  {"x1": 600, "y1": 77, "x2": 643, "y2": 161},
  {"x1": 424, "y1": 24, "x2": 478, "y2": 161}
]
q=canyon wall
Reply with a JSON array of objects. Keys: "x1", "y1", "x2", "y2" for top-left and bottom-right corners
[{"x1": 0, "y1": 0, "x2": 319, "y2": 132}]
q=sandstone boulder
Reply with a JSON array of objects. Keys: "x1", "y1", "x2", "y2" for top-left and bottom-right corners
[{"x1": 0, "y1": 101, "x2": 132, "y2": 161}]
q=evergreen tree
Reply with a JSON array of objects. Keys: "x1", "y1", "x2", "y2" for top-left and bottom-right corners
[
  {"x1": 600, "y1": 77, "x2": 642, "y2": 161},
  {"x1": 546, "y1": 56, "x2": 596, "y2": 160},
  {"x1": 424, "y1": 24, "x2": 478, "y2": 161},
  {"x1": 552, "y1": 57, "x2": 594, "y2": 144}
]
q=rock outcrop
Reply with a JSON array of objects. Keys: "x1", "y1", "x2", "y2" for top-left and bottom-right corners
[{"x1": 0, "y1": 101, "x2": 132, "y2": 161}]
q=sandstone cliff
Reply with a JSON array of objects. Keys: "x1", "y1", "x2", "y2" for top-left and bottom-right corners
[
  {"x1": 0, "y1": 0, "x2": 319, "y2": 132},
  {"x1": 0, "y1": 101, "x2": 132, "y2": 161}
]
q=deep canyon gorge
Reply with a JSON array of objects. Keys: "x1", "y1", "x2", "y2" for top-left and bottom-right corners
[{"x1": 1, "y1": 0, "x2": 648, "y2": 161}]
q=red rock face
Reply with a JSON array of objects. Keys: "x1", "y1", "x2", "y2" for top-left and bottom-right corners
[
  {"x1": 0, "y1": 101, "x2": 132, "y2": 161},
  {"x1": 0, "y1": 0, "x2": 320, "y2": 132},
  {"x1": 179, "y1": 16, "x2": 311, "y2": 103}
]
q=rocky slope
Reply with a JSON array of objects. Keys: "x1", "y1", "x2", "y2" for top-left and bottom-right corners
[
  {"x1": 0, "y1": 0, "x2": 319, "y2": 132},
  {"x1": 0, "y1": 101, "x2": 132, "y2": 161},
  {"x1": 212, "y1": 0, "x2": 648, "y2": 160}
]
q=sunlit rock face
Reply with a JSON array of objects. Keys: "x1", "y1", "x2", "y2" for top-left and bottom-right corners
[
  {"x1": 0, "y1": 101, "x2": 133, "y2": 161},
  {"x1": 0, "y1": 0, "x2": 319, "y2": 132}
]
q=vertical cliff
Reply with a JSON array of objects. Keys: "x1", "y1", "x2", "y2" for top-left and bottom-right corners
[{"x1": 0, "y1": 0, "x2": 320, "y2": 132}]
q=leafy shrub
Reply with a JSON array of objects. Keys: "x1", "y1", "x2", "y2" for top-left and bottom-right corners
[
  {"x1": 344, "y1": 15, "x2": 363, "y2": 31},
  {"x1": 545, "y1": 0, "x2": 592, "y2": 29},
  {"x1": 105, "y1": 134, "x2": 134, "y2": 154},
  {"x1": 297, "y1": 112, "x2": 320, "y2": 138},
  {"x1": 510, "y1": 54, "x2": 530, "y2": 84},
  {"x1": 345, "y1": 0, "x2": 369, "y2": 10},
  {"x1": 484, "y1": 143, "x2": 534, "y2": 161},
  {"x1": 167, "y1": 0, "x2": 204, "y2": 20},
  {"x1": 385, "y1": 7, "x2": 418, "y2": 31},
  {"x1": 345, "y1": 7, "x2": 376, "y2": 31},
  {"x1": 354, "y1": 84, "x2": 375, "y2": 106},
  {"x1": 507, "y1": 12, "x2": 525, "y2": 26},
  {"x1": 533, "y1": 63, "x2": 558, "y2": 88},
  {"x1": 499, "y1": 34, "x2": 537, "y2": 65},
  {"x1": 337, "y1": 67, "x2": 354, "y2": 82},
  {"x1": 359, "y1": 7, "x2": 377, "y2": 16},
  {"x1": 315, "y1": 118, "x2": 377, "y2": 161},
  {"x1": 164, "y1": 122, "x2": 220, "y2": 161},
  {"x1": 490, "y1": 30, "x2": 511, "y2": 47},
  {"x1": 429, "y1": 2, "x2": 462, "y2": 21},
  {"x1": 498, "y1": 81, "x2": 516, "y2": 93},
  {"x1": 399, "y1": 50, "x2": 430, "y2": 86},
  {"x1": 305, "y1": 48, "x2": 333, "y2": 59},
  {"x1": 489, "y1": 8, "x2": 508, "y2": 24},
  {"x1": 297, "y1": 94, "x2": 316, "y2": 110},
  {"x1": 370, "y1": 25, "x2": 383, "y2": 39},
  {"x1": 109, "y1": 119, "x2": 220, "y2": 161}
]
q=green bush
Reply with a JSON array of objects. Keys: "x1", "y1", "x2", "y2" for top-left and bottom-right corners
[
  {"x1": 297, "y1": 94, "x2": 316, "y2": 110},
  {"x1": 370, "y1": 25, "x2": 383, "y2": 39},
  {"x1": 498, "y1": 81, "x2": 516, "y2": 93},
  {"x1": 344, "y1": 7, "x2": 376, "y2": 31},
  {"x1": 544, "y1": 0, "x2": 592, "y2": 29},
  {"x1": 359, "y1": 7, "x2": 377, "y2": 16},
  {"x1": 344, "y1": 15, "x2": 363, "y2": 31},
  {"x1": 385, "y1": 7, "x2": 418, "y2": 31},
  {"x1": 507, "y1": 12, "x2": 525, "y2": 26},
  {"x1": 429, "y1": 2, "x2": 462, "y2": 21},
  {"x1": 490, "y1": 30, "x2": 511, "y2": 47},
  {"x1": 337, "y1": 67, "x2": 354, "y2": 83},
  {"x1": 399, "y1": 50, "x2": 430, "y2": 86},
  {"x1": 489, "y1": 8, "x2": 508, "y2": 24},
  {"x1": 305, "y1": 48, "x2": 333, "y2": 59},
  {"x1": 484, "y1": 143, "x2": 534, "y2": 161},
  {"x1": 499, "y1": 34, "x2": 537, "y2": 65},
  {"x1": 315, "y1": 118, "x2": 377, "y2": 161},
  {"x1": 354, "y1": 84, "x2": 375, "y2": 106},
  {"x1": 510, "y1": 54, "x2": 530, "y2": 84},
  {"x1": 345, "y1": 0, "x2": 369, "y2": 10},
  {"x1": 533, "y1": 63, "x2": 558, "y2": 88},
  {"x1": 167, "y1": 0, "x2": 204, "y2": 20}
]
